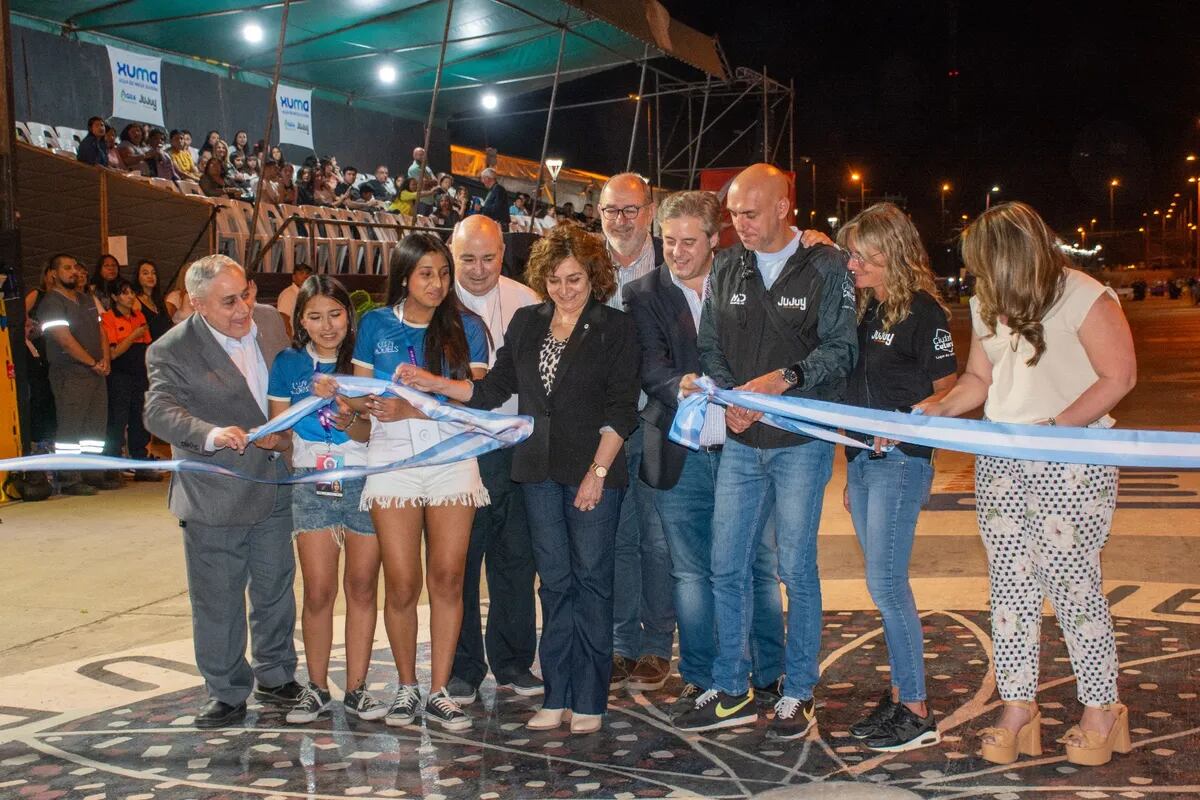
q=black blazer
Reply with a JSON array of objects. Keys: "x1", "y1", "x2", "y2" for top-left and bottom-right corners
[
  {"x1": 623, "y1": 264, "x2": 704, "y2": 490},
  {"x1": 468, "y1": 297, "x2": 641, "y2": 488}
]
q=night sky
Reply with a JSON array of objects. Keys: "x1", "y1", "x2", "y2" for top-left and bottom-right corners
[{"x1": 450, "y1": 0, "x2": 1200, "y2": 263}]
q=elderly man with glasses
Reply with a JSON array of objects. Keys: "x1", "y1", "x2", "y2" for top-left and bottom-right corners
[{"x1": 597, "y1": 173, "x2": 675, "y2": 693}]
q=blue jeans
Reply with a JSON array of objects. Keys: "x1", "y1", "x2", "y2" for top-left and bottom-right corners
[
  {"x1": 654, "y1": 447, "x2": 784, "y2": 689},
  {"x1": 711, "y1": 437, "x2": 834, "y2": 700},
  {"x1": 612, "y1": 427, "x2": 676, "y2": 659},
  {"x1": 523, "y1": 480, "x2": 621, "y2": 715},
  {"x1": 847, "y1": 451, "x2": 932, "y2": 702}
]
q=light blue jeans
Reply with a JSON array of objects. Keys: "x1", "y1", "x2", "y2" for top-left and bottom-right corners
[
  {"x1": 847, "y1": 449, "x2": 933, "y2": 702},
  {"x1": 612, "y1": 426, "x2": 677, "y2": 659},
  {"x1": 711, "y1": 438, "x2": 833, "y2": 700},
  {"x1": 653, "y1": 447, "x2": 784, "y2": 689}
]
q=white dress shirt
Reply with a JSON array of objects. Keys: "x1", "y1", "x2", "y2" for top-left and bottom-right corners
[
  {"x1": 456, "y1": 276, "x2": 539, "y2": 415},
  {"x1": 201, "y1": 315, "x2": 269, "y2": 451},
  {"x1": 669, "y1": 269, "x2": 725, "y2": 447}
]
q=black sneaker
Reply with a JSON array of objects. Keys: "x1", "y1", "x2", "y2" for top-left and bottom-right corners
[
  {"x1": 863, "y1": 703, "x2": 941, "y2": 752},
  {"x1": 850, "y1": 691, "x2": 897, "y2": 739},
  {"x1": 669, "y1": 683, "x2": 703, "y2": 720},
  {"x1": 343, "y1": 686, "x2": 388, "y2": 720},
  {"x1": 674, "y1": 688, "x2": 757, "y2": 732},
  {"x1": 769, "y1": 696, "x2": 817, "y2": 740},
  {"x1": 446, "y1": 676, "x2": 478, "y2": 705},
  {"x1": 254, "y1": 680, "x2": 305, "y2": 705},
  {"x1": 499, "y1": 670, "x2": 544, "y2": 697},
  {"x1": 286, "y1": 683, "x2": 332, "y2": 724},
  {"x1": 425, "y1": 688, "x2": 472, "y2": 732},
  {"x1": 385, "y1": 684, "x2": 422, "y2": 727},
  {"x1": 754, "y1": 676, "x2": 785, "y2": 709}
]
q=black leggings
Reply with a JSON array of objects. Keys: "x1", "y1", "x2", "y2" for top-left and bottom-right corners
[{"x1": 106, "y1": 371, "x2": 150, "y2": 459}]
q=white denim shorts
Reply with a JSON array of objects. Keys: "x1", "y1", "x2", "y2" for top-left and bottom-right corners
[{"x1": 359, "y1": 457, "x2": 490, "y2": 511}]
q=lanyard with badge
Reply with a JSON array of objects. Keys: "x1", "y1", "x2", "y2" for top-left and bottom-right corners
[{"x1": 311, "y1": 351, "x2": 345, "y2": 497}]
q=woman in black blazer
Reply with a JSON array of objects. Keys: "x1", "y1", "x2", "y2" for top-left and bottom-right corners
[{"x1": 399, "y1": 226, "x2": 640, "y2": 734}]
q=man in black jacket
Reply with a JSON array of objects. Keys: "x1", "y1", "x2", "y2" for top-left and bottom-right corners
[
  {"x1": 676, "y1": 163, "x2": 858, "y2": 739},
  {"x1": 623, "y1": 191, "x2": 786, "y2": 719},
  {"x1": 76, "y1": 116, "x2": 108, "y2": 167},
  {"x1": 479, "y1": 168, "x2": 510, "y2": 228}
]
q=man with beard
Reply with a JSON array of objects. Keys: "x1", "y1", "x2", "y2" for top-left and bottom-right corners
[{"x1": 598, "y1": 172, "x2": 674, "y2": 692}]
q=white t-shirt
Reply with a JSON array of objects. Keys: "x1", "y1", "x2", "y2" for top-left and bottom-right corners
[
  {"x1": 455, "y1": 276, "x2": 539, "y2": 415},
  {"x1": 276, "y1": 283, "x2": 300, "y2": 321},
  {"x1": 972, "y1": 268, "x2": 1117, "y2": 425},
  {"x1": 754, "y1": 227, "x2": 801, "y2": 290}
]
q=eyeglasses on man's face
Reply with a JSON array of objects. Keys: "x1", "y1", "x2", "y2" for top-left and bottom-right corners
[{"x1": 599, "y1": 203, "x2": 650, "y2": 221}]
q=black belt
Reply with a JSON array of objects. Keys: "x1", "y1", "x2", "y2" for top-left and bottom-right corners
[{"x1": 698, "y1": 444, "x2": 724, "y2": 453}]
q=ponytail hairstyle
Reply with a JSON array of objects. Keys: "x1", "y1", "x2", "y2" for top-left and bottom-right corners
[
  {"x1": 385, "y1": 232, "x2": 483, "y2": 379},
  {"x1": 292, "y1": 275, "x2": 356, "y2": 373},
  {"x1": 836, "y1": 202, "x2": 947, "y2": 329},
  {"x1": 961, "y1": 201, "x2": 1067, "y2": 366}
]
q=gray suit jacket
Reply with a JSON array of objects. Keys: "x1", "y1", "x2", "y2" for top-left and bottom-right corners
[{"x1": 144, "y1": 304, "x2": 292, "y2": 526}]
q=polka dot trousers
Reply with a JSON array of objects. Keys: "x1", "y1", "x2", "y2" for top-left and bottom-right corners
[{"x1": 975, "y1": 455, "x2": 1120, "y2": 707}]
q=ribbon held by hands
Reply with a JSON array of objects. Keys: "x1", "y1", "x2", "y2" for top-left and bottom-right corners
[{"x1": 670, "y1": 376, "x2": 1200, "y2": 469}]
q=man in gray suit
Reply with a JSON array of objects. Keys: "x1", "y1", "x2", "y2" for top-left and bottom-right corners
[{"x1": 144, "y1": 254, "x2": 301, "y2": 728}]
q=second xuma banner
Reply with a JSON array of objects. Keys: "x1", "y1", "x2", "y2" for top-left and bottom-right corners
[{"x1": 275, "y1": 85, "x2": 313, "y2": 150}]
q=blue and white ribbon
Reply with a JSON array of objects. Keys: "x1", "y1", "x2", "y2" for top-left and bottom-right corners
[
  {"x1": 0, "y1": 376, "x2": 534, "y2": 484},
  {"x1": 671, "y1": 376, "x2": 1200, "y2": 469}
]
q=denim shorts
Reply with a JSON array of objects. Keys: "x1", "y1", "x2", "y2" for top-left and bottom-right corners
[{"x1": 292, "y1": 468, "x2": 375, "y2": 538}]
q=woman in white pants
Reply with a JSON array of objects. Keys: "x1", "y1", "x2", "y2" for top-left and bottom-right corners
[{"x1": 921, "y1": 201, "x2": 1136, "y2": 767}]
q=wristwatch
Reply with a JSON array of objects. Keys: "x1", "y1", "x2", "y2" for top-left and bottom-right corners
[
  {"x1": 589, "y1": 462, "x2": 609, "y2": 479},
  {"x1": 779, "y1": 363, "x2": 803, "y2": 387}
]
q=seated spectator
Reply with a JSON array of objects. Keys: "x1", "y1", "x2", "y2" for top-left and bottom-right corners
[
  {"x1": 296, "y1": 165, "x2": 317, "y2": 205},
  {"x1": 561, "y1": 201, "x2": 576, "y2": 222},
  {"x1": 258, "y1": 159, "x2": 298, "y2": 206},
  {"x1": 144, "y1": 128, "x2": 177, "y2": 180},
  {"x1": 346, "y1": 183, "x2": 386, "y2": 211},
  {"x1": 168, "y1": 129, "x2": 200, "y2": 181},
  {"x1": 200, "y1": 153, "x2": 241, "y2": 198},
  {"x1": 479, "y1": 167, "x2": 510, "y2": 227},
  {"x1": 434, "y1": 173, "x2": 454, "y2": 202},
  {"x1": 389, "y1": 176, "x2": 420, "y2": 216},
  {"x1": 431, "y1": 194, "x2": 461, "y2": 238},
  {"x1": 246, "y1": 154, "x2": 261, "y2": 175},
  {"x1": 270, "y1": 144, "x2": 285, "y2": 164},
  {"x1": 327, "y1": 155, "x2": 344, "y2": 182},
  {"x1": 117, "y1": 123, "x2": 152, "y2": 175},
  {"x1": 198, "y1": 130, "x2": 221, "y2": 158},
  {"x1": 581, "y1": 202, "x2": 601, "y2": 232},
  {"x1": 228, "y1": 152, "x2": 256, "y2": 199},
  {"x1": 104, "y1": 126, "x2": 124, "y2": 170},
  {"x1": 360, "y1": 164, "x2": 396, "y2": 201},
  {"x1": 313, "y1": 160, "x2": 339, "y2": 206},
  {"x1": 231, "y1": 130, "x2": 251, "y2": 159},
  {"x1": 509, "y1": 193, "x2": 527, "y2": 218},
  {"x1": 336, "y1": 166, "x2": 360, "y2": 199},
  {"x1": 100, "y1": 278, "x2": 156, "y2": 474},
  {"x1": 455, "y1": 185, "x2": 470, "y2": 217},
  {"x1": 76, "y1": 116, "x2": 108, "y2": 167},
  {"x1": 197, "y1": 151, "x2": 212, "y2": 174},
  {"x1": 183, "y1": 130, "x2": 200, "y2": 166}
]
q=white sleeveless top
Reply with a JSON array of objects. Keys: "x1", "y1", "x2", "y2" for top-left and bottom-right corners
[{"x1": 970, "y1": 268, "x2": 1117, "y2": 425}]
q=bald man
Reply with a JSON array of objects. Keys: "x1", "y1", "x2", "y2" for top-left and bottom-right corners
[
  {"x1": 677, "y1": 164, "x2": 857, "y2": 738},
  {"x1": 445, "y1": 215, "x2": 544, "y2": 703},
  {"x1": 599, "y1": 172, "x2": 675, "y2": 692}
]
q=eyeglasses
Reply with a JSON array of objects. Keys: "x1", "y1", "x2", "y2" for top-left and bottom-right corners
[{"x1": 599, "y1": 203, "x2": 650, "y2": 221}]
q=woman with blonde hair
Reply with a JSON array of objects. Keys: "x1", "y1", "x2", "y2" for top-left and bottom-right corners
[
  {"x1": 831, "y1": 203, "x2": 958, "y2": 752},
  {"x1": 921, "y1": 201, "x2": 1136, "y2": 766}
]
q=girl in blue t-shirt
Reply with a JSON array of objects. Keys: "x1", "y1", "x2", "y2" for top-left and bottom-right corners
[
  {"x1": 345, "y1": 233, "x2": 490, "y2": 732},
  {"x1": 265, "y1": 276, "x2": 387, "y2": 726}
]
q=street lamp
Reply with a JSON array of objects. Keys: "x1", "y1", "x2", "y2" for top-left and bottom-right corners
[
  {"x1": 1077, "y1": 226, "x2": 1086, "y2": 245},
  {"x1": 1109, "y1": 178, "x2": 1119, "y2": 229},
  {"x1": 940, "y1": 182, "x2": 951, "y2": 232},
  {"x1": 849, "y1": 171, "x2": 865, "y2": 211},
  {"x1": 1090, "y1": 218, "x2": 1097, "y2": 231},
  {"x1": 986, "y1": 185, "x2": 1000, "y2": 210},
  {"x1": 545, "y1": 157, "x2": 564, "y2": 210},
  {"x1": 827, "y1": 216, "x2": 839, "y2": 230}
]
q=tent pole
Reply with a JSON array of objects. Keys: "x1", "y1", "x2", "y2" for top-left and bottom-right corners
[
  {"x1": 419, "y1": 0, "x2": 455, "y2": 188},
  {"x1": 687, "y1": 76, "x2": 711, "y2": 189},
  {"x1": 654, "y1": 72, "x2": 662, "y2": 191},
  {"x1": 625, "y1": 45, "x2": 648, "y2": 173},
  {"x1": 761, "y1": 65, "x2": 769, "y2": 163},
  {"x1": 788, "y1": 77, "x2": 795, "y2": 175},
  {"x1": 529, "y1": 23, "x2": 567, "y2": 220},
  {"x1": 247, "y1": 0, "x2": 292, "y2": 275}
]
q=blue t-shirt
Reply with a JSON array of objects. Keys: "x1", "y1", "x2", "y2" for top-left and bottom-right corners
[
  {"x1": 268, "y1": 346, "x2": 366, "y2": 467},
  {"x1": 351, "y1": 303, "x2": 489, "y2": 379}
]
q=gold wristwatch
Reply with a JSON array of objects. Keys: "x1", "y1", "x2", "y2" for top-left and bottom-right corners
[{"x1": 590, "y1": 462, "x2": 609, "y2": 479}]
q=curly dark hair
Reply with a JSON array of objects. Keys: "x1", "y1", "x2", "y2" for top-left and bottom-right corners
[{"x1": 524, "y1": 226, "x2": 616, "y2": 302}]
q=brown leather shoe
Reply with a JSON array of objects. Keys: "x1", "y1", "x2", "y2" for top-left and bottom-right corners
[
  {"x1": 610, "y1": 655, "x2": 636, "y2": 688},
  {"x1": 627, "y1": 655, "x2": 671, "y2": 691}
]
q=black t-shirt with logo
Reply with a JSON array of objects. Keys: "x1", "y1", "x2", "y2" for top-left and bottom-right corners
[{"x1": 845, "y1": 290, "x2": 957, "y2": 460}]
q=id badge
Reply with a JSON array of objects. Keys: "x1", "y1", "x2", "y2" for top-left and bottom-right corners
[{"x1": 314, "y1": 453, "x2": 345, "y2": 498}]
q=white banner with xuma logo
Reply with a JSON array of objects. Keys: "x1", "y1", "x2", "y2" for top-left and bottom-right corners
[
  {"x1": 275, "y1": 84, "x2": 313, "y2": 149},
  {"x1": 106, "y1": 46, "x2": 164, "y2": 126}
]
